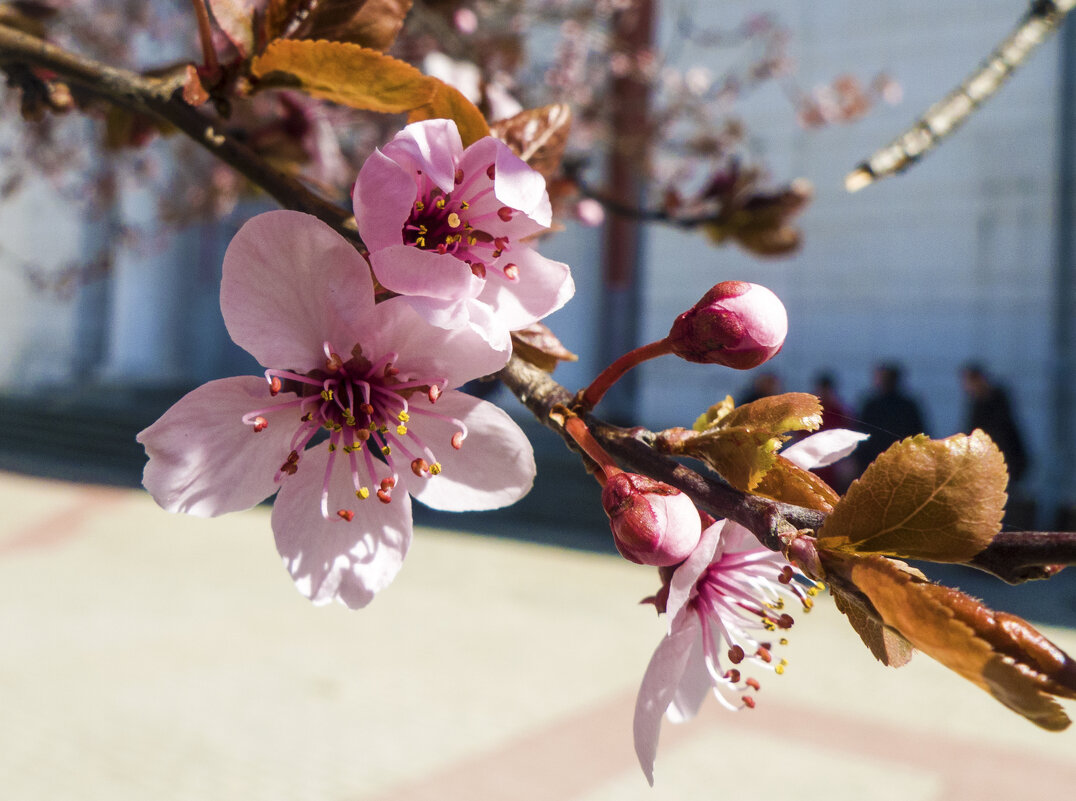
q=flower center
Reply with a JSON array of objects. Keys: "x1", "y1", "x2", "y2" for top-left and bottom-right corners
[
  {"x1": 241, "y1": 342, "x2": 467, "y2": 521},
  {"x1": 690, "y1": 553, "x2": 821, "y2": 710},
  {"x1": 402, "y1": 165, "x2": 521, "y2": 282}
]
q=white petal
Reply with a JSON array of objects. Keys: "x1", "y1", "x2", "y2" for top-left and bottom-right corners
[
  {"x1": 272, "y1": 445, "x2": 413, "y2": 609},
  {"x1": 666, "y1": 519, "x2": 725, "y2": 625},
  {"x1": 782, "y1": 428, "x2": 869, "y2": 470},
  {"x1": 404, "y1": 391, "x2": 535, "y2": 512},
  {"x1": 634, "y1": 611, "x2": 700, "y2": 786}
]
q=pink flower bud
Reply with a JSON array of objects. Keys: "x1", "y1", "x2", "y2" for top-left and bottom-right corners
[
  {"x1": 666, "y1": 281, "x2": 787, "y2": 369},
  {"x1": 602, "y1": 473, "x2": 703, "y2": 566}
]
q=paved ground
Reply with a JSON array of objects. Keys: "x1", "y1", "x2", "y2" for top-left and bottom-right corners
[{"x1": 2, "y1": 469, "x2": 1076, "y2": 801}]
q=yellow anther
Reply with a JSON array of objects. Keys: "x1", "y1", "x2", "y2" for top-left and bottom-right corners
[
  {"x1": 397, "y1": 411, "x2": 410, "y2": 423},
  {"x1": 429, "y1": 462, "x2": 442, "y2": 475},
  {"x1": 357, "y1": 487, "x2": 370, "y2": 500},
  {"x1": 435, "y1": 197, "x2": 446, "y2": 209},
  {"x1": 763, "y1": 620, "x2": 776, "y2": 631},
  {"x1": 328, "y1": 443, "x2": 336, "y2": 452},
  {"x1": 381, "y1": 445, "x2": 392, "y2": 455},
  {"x1": 779, "y1": 638, "x2": 789, "y2": 646},
  {"x1": 415, "y1": 236, "x2": 426, "y2": 248},
  {"x1": 447, "y1": 212, "x2": 462, "y2": 228},
  {"x1": 460, "y1": 201, "x2": 469, "y2": 209},
  {"x1": 418, "y1": 225, "x2": 427, "y2": 234},
  {"x1": 775, "y1": 599, "x2": 785, "y2": 609},
  {"x1": 775, "y1": 664, "x2": 786, "y2": 676},
  {"x1": 321, "y1": 389, "x2": 333, "y2": 401},
  {"x1": 396, "y1": 424, "x2": 408, "y2": 436},
  {"x1": 807, "y1": 586, "x2": 820, "y2": 597},
  {"x1": 415, "y1": 201, "x2": 425, "y2": 211},
  {"x1": 468, "y1": 236, "x2": 478, "y2": 246},
  {"x1": 378, "y1": 425, "x2": 388, "y2": 433}
]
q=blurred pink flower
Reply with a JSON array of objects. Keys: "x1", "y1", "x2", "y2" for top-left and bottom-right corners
[
  {"x1": 353, "y1": 119, "x2": 574, "y2": 351},
  {"x1": 138, "y1": 211, "x2": 535, "y2": 609},
  {"x1": 633, "y1": 429, "x2": 867, "y2": 784}
]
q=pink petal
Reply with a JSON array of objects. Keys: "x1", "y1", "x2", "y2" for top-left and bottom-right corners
[
  {"x1": 272, "y1": 445, "x2": 413, "y2": 609},
  {"x1": 137, "y1": 376, "x2": 294, "y2": 517},
  {"x1": 403, "y1": 390, "x2": 535, "y2": 512},
  {"x1": 221, "y1": 211, "x2": 375, "y2": 368},
  {"x1": 634, "y1": 611, "x2": 700, "y2": 786},
  {"x1": 459, "y1": 136, "x2": 552, "y2": 227},
  {"x1": 665, "y1": 634, "x2": 711, "y2": 723},
  {"x1": 367, "y1": 298, "x2": 510, "y2": 387},
  {"x1": 478, "y1": 248, "x2": 574, "y2": 330},
  {"x1": 782, "y1": 429, "x2": 868, "y2": 470},
  {"x1": 370, "y1": 244, "x2": 481, "y2": 301},
  {"x1": 353, "y1": 149, "x2": 415, "y2": 252},
  {"x1": 380, "y1": 119, "x2": 462, "y2": 193},
  {"x1": 666, "y1": 520, "x2": 725, "y2": 624}
]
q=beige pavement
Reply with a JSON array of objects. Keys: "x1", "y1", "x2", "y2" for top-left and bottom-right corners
[{"x1": 1, "y1": 470, "x2": 1075, "y2": 801}]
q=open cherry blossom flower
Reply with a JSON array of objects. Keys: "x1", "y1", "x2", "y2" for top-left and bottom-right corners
[
  {"x1": 633, "y1": 428, "x2": 868, "y2": 784},
  {"x1": 353, "y1": 119, "x2": 575, "y2": 351},
  {"x1": 137, "y1": 210, "x2": 536, "y2": 609}
]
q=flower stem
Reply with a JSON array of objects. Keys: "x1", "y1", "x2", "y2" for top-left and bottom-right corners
[
  {"x1": 563, "y1": 416, "x2": 619, "y2": 485},
  {"x1": 580, "y1": 338, "x2": 673, "y2": 409}
]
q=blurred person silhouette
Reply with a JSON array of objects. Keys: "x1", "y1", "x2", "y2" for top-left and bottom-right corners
[
  {"x1": 739, "y1": 371, "x2": 781, "y2": 404},
  {"x1": 812, "y1": 371, "x2": 857, "y2": 492},
  {"x1": 855, "y1": 362, "x2": 927, "y2": 474},
  {"x1": 961, "y1": 363, "x2": 1029, "y2": 486}
]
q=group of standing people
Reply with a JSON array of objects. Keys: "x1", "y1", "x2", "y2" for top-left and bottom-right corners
[{"x1": 740, "y1": 362, "x2": 1030, "y2": 494}]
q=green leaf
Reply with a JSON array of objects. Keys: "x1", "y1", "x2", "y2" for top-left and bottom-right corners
[
  {"x1": 817, "y1": 430, "x2": 1007, "y2": 562},
  {"x1": 251, "y1": 39, "x2": 434, "y2": 113}
]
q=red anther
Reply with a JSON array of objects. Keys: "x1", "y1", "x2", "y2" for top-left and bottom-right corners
[
  {"x1": 728, "y1": 645, "x2": 745, "y2": 664},
  {"x1": 726, "y1": 669, "x2": 741, "y2": 683},
  {"x1": 497, "y1": 206, "x2": 514, "y2": 222},
  {"x1": 745, "y1": 677, "x2": 761, "y2": 691},
  {"x1": 451, "y1": 431, "x2": 464, "y2": 450},
  {"x1": 252, "y1": 416, "x2": 268, "y2": 432},
  {"x1": 286, "y1": 450, "x2": 299, "y2": 463},
  {"x1": 411, "y1": 458, "x2": 429, "y2": 477},
  {"x1": 756, "y1": 647, "x2": 772, "y2": 664},
  {"x1": 777, "y1": 613, "x2": 795, "y2": 629},
  {"x1": 742, "y1": 695, "x2": 756, "y2": 709},
  {"x1": 436, "y1": 243, "x2": 448, "y2": 254},
  {"x1": 778, "y1": 566, "x2": 794, "y2": 584},
  {"x1": 427, "y1": 385, "x2": 442, "y2": 403},
  {"x1": 279, "y1": 461, "x2": 298, "y2": 476},
  {"x1": 486, "y1": 164, "x2": 496, "y2": 180},
  {"x1": 454, "y1": 168, "x2": 465, "y2": 184},
  {"x1": 380, "y1": 476, "x2": 396, "y2": 491},
  {"x1": 376, "y1": 488, "x2": 392, "y2": 504},
  {"x1": 494, "y1": 236, "x2": 509, "y2": 251},
  {"x1": 337, "y1": 509, "x2": 355, "y2": 522},
  {"x1": 470, "y1": 262, "x2": 487, "y2": 279},
  {"x1": 503, "y1": 263, "x2": 520, "y2": 281},
  {"x1": 326, "y1": 353, "x2": 343, "y2": 372},
  {"x1": 269, "y1": 376, "x2": 282, "y2": 396},
  {"x1": 384, "y1": 364, "x2": 399, "y2": 377},
  {"x1": 360, "y1": 403, "x2": 375, "y2": 415},
  {"x1": 355, "y1": 428, "x2": 371, "y2": 441}
]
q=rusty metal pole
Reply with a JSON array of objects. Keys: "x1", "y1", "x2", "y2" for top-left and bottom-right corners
[{"x1": 599, "y1": 0, "x2": 655, "y2": 423}]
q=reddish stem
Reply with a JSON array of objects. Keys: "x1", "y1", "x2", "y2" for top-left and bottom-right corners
[
  {"x1": 189, "y1": 0, "x2": 220, "y2": 75},
  {"x1": 580, "y1": 338, "x2": 673, "y2": 409},
  {"x1": 563, "y1": 416, "x2": 620, "y2": 486}
]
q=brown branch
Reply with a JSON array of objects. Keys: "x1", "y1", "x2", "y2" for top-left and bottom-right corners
[
  {"x1": 0, "y1": 24, "x2": 360, "y2": 245},
  {"x1": 969, "y1": 530, "x2": 1076, "y2": 584}
]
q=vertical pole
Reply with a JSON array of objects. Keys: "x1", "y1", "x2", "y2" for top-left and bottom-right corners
[
  {"x1": 600, "y1": 0, "x2": 655, "y2": 423},
  {"x1": 1047, "y1": 12, "x2": 1076, "y2": 525}
]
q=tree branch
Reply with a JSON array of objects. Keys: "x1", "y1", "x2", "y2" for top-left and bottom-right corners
[{"x1": 0, "y1": 24, "x2": 360, "y2": 245}]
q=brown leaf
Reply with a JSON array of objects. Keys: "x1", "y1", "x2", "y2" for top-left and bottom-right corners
[
  {"x1": 753, "y1": 455, "x2": 841, "y2": 513},
  {"x1": 181, "y1": 65, "x2": 210, "y2": 107},
  {"x1": 830, "y1": 583, "x2": 913, "y2": 667},
  {"x1": 817, "y1": 430, "x2": 1007, "y2": 562},
  {"x1": 251, "y1": 39, "x2": 433, "y2": 113},
  {"x1": 848, "y1": 554, "x2": 1076, "y2": 730},
  {"x1": 659, "y1": 393, "x2": 822, "y2": 492},
  {"x1": 510, "y1": 323, "x2": 578, "y2": 373},
  {"x1": 407, "y1": 78, "x2": 490, "y2": 147},
  {"x1": 490, "y1": 104, "x2": 572, "y2": 179},
  {"x1": 289, "y1": 0, "x2": 412, "y2": 51},
  {"x1": 206, "y1": 0, "x2": 257, "y2": 55}
]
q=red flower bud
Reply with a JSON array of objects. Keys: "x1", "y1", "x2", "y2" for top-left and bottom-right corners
[
  {"x1": 667, "y1": 281, "x2": 787, "y2": 369},
  {"x1": 602, "y1": 473, "x2": 702, "y2": 566}
]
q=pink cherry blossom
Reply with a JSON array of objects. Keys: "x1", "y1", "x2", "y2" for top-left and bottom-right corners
[
  {"x1": 137, "y1": 210, "x2": 536, "y2": 609},
  {"x1": 633, "y1": 428, "x2": 868, "y2": 784},
  {"x1": 353, "y1": 119, "x2": 575, "y2": 351}
]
